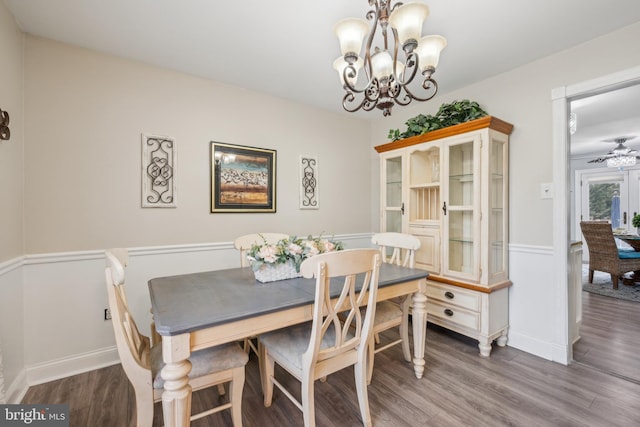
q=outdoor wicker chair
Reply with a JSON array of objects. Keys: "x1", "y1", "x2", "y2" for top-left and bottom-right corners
[{"x1": 580, "y1": 221, "x2": 640, "y2": 289}]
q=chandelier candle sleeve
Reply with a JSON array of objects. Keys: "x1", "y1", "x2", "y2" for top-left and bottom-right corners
[{"x1": 334, "y1": 1, "x2": 447, "y2": 116}]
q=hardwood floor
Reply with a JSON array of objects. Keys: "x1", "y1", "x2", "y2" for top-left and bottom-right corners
[
  {"x1": 22, "y1": 322, "x2": 640, "y2": 427},
  {"x1": 573, "y1": 290, "x2": 640, "y2": 383}
]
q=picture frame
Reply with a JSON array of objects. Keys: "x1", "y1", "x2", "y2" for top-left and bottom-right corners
[
  {"x1": 142, "y1": 133, "x2": 177, "y2": 208},
  {"x1": 299, "y1": 155, "x2": 319, "y2": 209},
  {"x1": 210, "y1": 142, "x2": 276, "y2": 213}
]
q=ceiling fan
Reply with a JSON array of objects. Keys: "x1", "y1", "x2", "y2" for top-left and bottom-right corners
[{"x1": 587, "y1": 136, "x2": 638, "y2": 166}]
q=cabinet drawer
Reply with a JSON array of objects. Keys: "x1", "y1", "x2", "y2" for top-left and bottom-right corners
[
  {"x1": 426, "y1": 281, "x2": 481, "y2": 311},
  {"x1": 427, "y1": 300, "x2": 480, "y2": 331}
]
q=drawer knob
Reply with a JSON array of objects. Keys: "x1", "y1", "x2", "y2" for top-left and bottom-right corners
[
  {"x1": 444, "y1": 308, "x2": 454, "y2": 317},
  {"x1": 444, "y1": 291, "x2": 455, "y2": 299}
]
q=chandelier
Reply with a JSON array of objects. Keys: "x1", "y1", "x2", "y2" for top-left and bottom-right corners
[
  {"x1": 606, "y1": 141, "x2": 636, "y2": 168},
  {"x1": 587, "y1": 137, "x2": 638, "y2": 169},
  {"x1": 333, "y1": 1, "x2": 447, "y2": 116},
  {"x1": 607, "y1": 155, "x2": 636, "y2": 168}
]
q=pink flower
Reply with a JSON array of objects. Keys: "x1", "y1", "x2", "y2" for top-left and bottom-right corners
[
  {"x1": 258, "y1": 245, "x2": 278, "y2": 263},
  {"x1": 322, "y1": 240, "x2": 336, "y2": 252},
  {"x1": 288, "y1": 243, "x2": 303, "y2": 255}
]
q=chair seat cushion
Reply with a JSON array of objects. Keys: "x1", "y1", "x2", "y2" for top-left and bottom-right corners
[
  {"x1": 374, "y1": 300, "x2": 402, "y2": 325},
  {"x1": 259, "y1": 322, "x2": 349, "y2": 373},
  {"x1": 618, "y1": 250, "x2": 640, "y2": 259},
  {"x1": 150, "y1": 342, "x2": 248, "y2": 389}
]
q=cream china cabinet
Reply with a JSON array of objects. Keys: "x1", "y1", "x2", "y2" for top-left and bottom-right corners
[{"x1": 376, "y1": 116, "x2": 513, "y2": 357}]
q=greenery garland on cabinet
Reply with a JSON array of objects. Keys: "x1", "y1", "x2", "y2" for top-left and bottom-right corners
[{"x1": 388, "y1": 99, "x2": 488, "y2": 141}]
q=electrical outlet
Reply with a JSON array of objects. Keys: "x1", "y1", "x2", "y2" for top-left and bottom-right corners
[{"x1": 104, "y1": 308, "x2": 111, "y2": 321}]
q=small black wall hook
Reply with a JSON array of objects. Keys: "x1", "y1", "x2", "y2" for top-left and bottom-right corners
[{"x1": 0, "y1": 108, "x2": 10, "y2": 140}]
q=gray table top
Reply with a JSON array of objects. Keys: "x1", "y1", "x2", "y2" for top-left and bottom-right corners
[{"x1": 148, "y1": 263, "x2": 428, "y2": 336}]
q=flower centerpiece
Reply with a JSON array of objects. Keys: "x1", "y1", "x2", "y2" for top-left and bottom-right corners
[{"x1": 247, "y1": 234, "x2": 344, "y2": 283}]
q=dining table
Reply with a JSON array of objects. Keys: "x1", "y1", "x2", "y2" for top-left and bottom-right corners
[
  {"x1": 615, "y1": 233, "x2": 640, "y2": 251},
  {"x1": 148, "y1": 262, "x2": 429, "y2": 427}
]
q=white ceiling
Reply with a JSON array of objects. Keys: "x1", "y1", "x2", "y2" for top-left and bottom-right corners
[
  {"x1": 570, "y1": 83, "x2": 640, "y2": 158},
  {"x1": 4, "y1": 0, "x2": 640, "y2": 152}
]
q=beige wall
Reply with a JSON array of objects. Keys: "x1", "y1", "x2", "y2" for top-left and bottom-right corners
[
  {"x1": 18, "y1": 21, "x2": 640, "y2": 252},
  {"x1": 370, "y1": 21, "x2": 640, "y2": 247},
  {"x1": 0, "y1": 0, "x2": 25, "y2": 401},
  {"x1": 0, "y1": 1, "x2": 24, "y2": 260},
  {"x1": 23, "y1": 37, "x2": 371, "y2": 253}
]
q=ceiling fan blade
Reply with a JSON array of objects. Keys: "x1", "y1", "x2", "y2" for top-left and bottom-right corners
[{"x1": 588, "y1": 157, "x2": 607, "y2": 163}]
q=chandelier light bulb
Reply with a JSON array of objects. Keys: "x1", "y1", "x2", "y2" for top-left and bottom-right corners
[
  {"x1": 389, "y1": 2, "x2": 430, "y2": 49},
  {"x1": 416, "y1": 35, "x2": 447, "y2": 71},
  {"x1": 333, "y1": 57, "x2": 363, "y2": 86},
  {"x1": 334, "y1": 18, "x2": 369, "y2": 59},
  {"x1": 371, "y1": 50, "x2": 394, "y2": 80}
]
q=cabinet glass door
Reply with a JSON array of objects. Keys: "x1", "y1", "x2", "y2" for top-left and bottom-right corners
[
  {"x1": 444, "y1": 137, "x2": 479, "y2": 279},
  {"x1": 383, "y1": 154, "x2": 404, "y2": 233},
  {"x1": 489, "y1": 138, "x2": 507, "y2": 278}
]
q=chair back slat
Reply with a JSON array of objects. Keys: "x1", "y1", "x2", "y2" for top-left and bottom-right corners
[
  {"x1": 234, "y1": 233, "x2": 289, "y2": 267},
  {"x1": 300, "y1": 249, "x2": 381, "y2": 369},
  {"x1": 372, "y1": 232, "x2": 421, "y2": 268}
]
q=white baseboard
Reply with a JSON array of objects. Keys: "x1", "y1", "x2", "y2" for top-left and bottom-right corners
[
  {"x1": 5, "y1": 369, "x2": 27, "y2": 404},
  {"x1": 26, "y1": 346, "x2": 120, "y2": 387},
  {"x1": 507, "y1": 331, "x2": 554, "y2": 361}
]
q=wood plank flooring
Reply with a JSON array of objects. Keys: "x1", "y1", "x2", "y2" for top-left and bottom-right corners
[
  {"x1": 22, "y1": 319, "x2": 640, "y2": 427},
  {"x1": 573, "y1": 290, "x2": 640, "y2": 382}
]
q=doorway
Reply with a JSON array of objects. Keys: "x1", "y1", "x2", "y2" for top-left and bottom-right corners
[{"x1": 562, "y1": 73, "x2": 640, "y2": 382}]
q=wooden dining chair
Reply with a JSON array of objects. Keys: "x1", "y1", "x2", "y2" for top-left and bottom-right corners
[
  {"x1": 368, "y1": 232, "x2": 421, "y2": 382},
  {"x1": 106, "y1": 248, "x2": 163, "y2": 347},
  {"x1": 258, "y1": 249, "x2": 381, "y2": 427},
  {"x1": 105, "y1": 250, "x2": 249, "y2": 427},
  {"x1": 233, "y1": 233, "x2": 289, "y2": 267},
  {"x1": 580, "y1": 221, "x2": 640, "y2": 289}
]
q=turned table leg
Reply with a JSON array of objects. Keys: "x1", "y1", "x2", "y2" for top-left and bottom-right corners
[
  {"x1": 161, "y1": 334, "x2": 192, "y2": 427},
  {"x1": 411, "y1": 279, "x2": 428, "y2": 379}
]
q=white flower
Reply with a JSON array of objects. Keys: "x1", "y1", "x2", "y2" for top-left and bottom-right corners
[
  {"x1": 288, "y1": 243, "x2": 303, "y2": 255},
  {"x1": 258, "y1": 245, "x2": 278, "y2": 263},
  {"x1": 305, "y1": 243, "x2": 320, "y2": 257}
]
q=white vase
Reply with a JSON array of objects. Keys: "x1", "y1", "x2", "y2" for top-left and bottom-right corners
[{"x1": 252, "y1": 260, "x2": 302, "y2": 283}]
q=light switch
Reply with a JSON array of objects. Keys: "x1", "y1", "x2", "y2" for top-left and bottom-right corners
[{"x1": 541, "y1": 183, "x2": 553, "y2": 199}]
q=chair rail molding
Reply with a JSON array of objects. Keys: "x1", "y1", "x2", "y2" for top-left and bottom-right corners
[{"x1": 2, "y1": 233, "x2": 375, "y2": 398}]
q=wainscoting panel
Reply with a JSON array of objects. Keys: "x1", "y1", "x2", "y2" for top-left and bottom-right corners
[
  {"x1": 0, "y1": 257, "x2": 25, "y2": 404},
  {"x1": 507, "y1": 244, "x2": 562, "y2": 361},
  {"x1": 17, "y1": 234, "x2": 373, "y2": 390},
  {"x1": 3, "y1": 236, "x2": 563, "y2": 402}
]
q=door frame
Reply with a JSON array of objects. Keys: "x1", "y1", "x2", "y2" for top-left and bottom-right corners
[{"x1": 552, "y1": 65, "x2": 640, "y2": 364}]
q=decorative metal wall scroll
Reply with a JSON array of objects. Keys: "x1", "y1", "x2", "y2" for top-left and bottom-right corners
[
  {"x1": 210, "y1": 142, "x2": 277, "y2": 213},
  {"x1": 299, "y1": 156, "x2": 319, "y2": 209},
  {"x1": 0, "y1": 109, "x2": 9, "y2": 140},
  {"x1": 142, "y1": 134, "x2": 176, "y2": 208}
]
